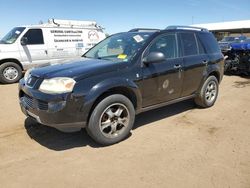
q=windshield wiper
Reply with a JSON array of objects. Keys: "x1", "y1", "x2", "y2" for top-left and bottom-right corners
[
  {"x1": 82, "y1": 54, "x2": 103, "y2": 60},
  {"x1": 82, "y1": 55, "x2": 96, "y2": 59}
]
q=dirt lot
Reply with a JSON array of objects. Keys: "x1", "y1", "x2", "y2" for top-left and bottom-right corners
[{"x1": 0, "y1": 75, "x2": 249, "y2": 188}]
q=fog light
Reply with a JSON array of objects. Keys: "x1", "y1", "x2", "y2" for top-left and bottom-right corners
[{"x1": 48, "y1": 101, "x2": 66, "y2": 112}]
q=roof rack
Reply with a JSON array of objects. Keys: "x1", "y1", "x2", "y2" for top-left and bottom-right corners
[
  {"x1": 166, "y1": 25, "x2": 209, "y2": 32},
  {"x1": 129, "y1": 28, "x2": 160, "y2": 32},
  {"x1": 47, "y1": 18, "x2": 103, "y2": 29}
]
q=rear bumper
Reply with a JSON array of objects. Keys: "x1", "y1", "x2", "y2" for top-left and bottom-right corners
[{"x1": 19, "y1": 79, "x2": 86, "y2": 132}]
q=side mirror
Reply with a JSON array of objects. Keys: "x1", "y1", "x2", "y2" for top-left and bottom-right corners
[
  {"x1": 143, "y1": 52, "x2": 166, "y2": 64},
  {"x1": 21, "y1": 37, "x2": 28, "y2": 46}
]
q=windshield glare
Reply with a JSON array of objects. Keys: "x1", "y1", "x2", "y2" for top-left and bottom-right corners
[
  {"x1": 84, "y1": 32, "x2": 152, "y2": 62},
  {"x1": 0, "y1": 27, "x2": 25, "y2": 44}
]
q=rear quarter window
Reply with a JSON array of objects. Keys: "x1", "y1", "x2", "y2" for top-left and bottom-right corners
[{"x1": 197, "y1": 33, "x2": 220, "y2": 54}]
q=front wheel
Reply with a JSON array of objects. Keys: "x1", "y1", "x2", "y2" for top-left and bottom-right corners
[
  {"x1": 195, "y1": 76, "x2": 219, "y2": 108},
  {"x1": 86, "y1": 94, "x2": 135, "y2": 145},
  {"x1": 0, "y1": 62, "x2": 22, "y2": 84}
]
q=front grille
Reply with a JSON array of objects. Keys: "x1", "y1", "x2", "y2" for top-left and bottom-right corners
[
  {"x1": 23, "y1": 94, "x2": 34, "y2": 109},
  {"x1": 37, "y1": 100, "x2": 49, "y2": 110},
  {"x1": 22, "y1": 93, "x2": 48, "y2": 111}
]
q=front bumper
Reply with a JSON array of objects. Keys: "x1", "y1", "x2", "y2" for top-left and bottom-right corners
[{"x1": 19, "y1": 79, "x2": 86, "y2": 132}]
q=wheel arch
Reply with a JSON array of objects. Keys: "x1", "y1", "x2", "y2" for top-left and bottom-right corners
[
  {"x1": 208, "y1": 70, "x2": 220, "y2": 83},
  {"x1": 0, "y1": 58, "x2": 24, "y2": 71},
  {"x1": 91, "y1": 86, "x2": 138, "y2": 109},
  {"x1": 196, "y1": 69, "x2": 221, "y2": 96},
  {"x1": 82, "y1": 78, "x2": 142, "y2": 124}
]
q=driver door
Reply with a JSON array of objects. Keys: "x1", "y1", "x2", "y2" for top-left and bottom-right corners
[
  {"x1": 141, "y1": 33, "x2": 184, "y2": 107},
  {"x1": 19, "y1": 29, "x2": 49, "y2": 67}
]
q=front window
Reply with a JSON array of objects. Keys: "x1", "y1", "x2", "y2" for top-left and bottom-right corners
[
  {"x1": 0, "y1": 27, "x2": 25, "y2": 44},
  {"x1": 147, "y1": 34, "x2": 178, "y2": 58},
  {"x1": 23, "y1": 29, "x2": 44, "y2": 45},
  {"x1": 84, "y1": 32, "x2": 152, "y2": 62}
]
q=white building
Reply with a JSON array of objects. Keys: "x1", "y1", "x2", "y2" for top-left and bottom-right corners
[{"x1": 192, "y1": 20, "x2": 250, "y2": 39}]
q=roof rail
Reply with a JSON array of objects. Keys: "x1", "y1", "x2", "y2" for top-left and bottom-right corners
[
  {"x1": 129, "y1": 28, "x2": 160, "y2": 32},
  {"x1": 166, "y1": 25, "x2": 209, "y2": 32}
]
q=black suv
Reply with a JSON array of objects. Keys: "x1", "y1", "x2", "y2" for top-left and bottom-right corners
[{"x1": 19, "y1": 26, "x2": 224, "y2": 145}]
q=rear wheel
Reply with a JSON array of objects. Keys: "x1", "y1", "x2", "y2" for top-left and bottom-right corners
[
  {"x1": 0, "y1": 62, "x2": 22, "y2": 84},
  {"x1": 86, "y1": 94, "x2": 135, "y2": 145},
  {"x1": 195, "y1": 76, "x2": 219, "y2": 108}
]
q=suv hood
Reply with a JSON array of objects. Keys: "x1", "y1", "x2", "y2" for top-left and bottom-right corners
[{"x1": 31, "y1": 58, "x2": 121, "y2": 80}]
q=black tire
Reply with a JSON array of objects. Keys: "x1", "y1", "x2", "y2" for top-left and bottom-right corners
[
  {"x1": 0, "y1": 62, "x2": 22, "y2": 84},
  {"x1": 86, "y1": 94, "x2": 135, "y2": 145},
  {"x1": 195, "y1": 76, "x2": 219, "y2": 108}
]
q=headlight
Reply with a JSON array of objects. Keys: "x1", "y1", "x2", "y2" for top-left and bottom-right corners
[
  {"x1": 39, "y1": 77, "x2": 76, "y2": 94},
  {"x1": 24, "y1": 68, "x2": 33, "y2": 82}
]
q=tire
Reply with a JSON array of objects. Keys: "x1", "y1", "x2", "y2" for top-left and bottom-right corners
[
  {"x1": 0, "y1": 62, "x2": 22, "y2": 84},
  {"x1": 194, "y1": 76, "x2": 219, "y2": 108},
  {"x1": 86, "y1": 94, "x2": 135, "y2": 145}
]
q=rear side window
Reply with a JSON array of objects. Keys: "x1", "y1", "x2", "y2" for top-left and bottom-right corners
[
  {"x1": 23, "y1": 29, "x2": 44, "y2": 45},
  {"x1": 179, "y1": 33, "x2": 198, "y2": 56},
  {"x1": 197, "y1": 33, "x2": 220, "y2": 54}
]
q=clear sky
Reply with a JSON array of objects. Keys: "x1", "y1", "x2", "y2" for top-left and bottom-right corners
[{"x1": 0, "y1": 0, "x2": 250, "y2": 37}]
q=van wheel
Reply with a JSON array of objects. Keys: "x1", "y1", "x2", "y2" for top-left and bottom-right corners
[
  {"x1": 195, "y1": 76, "x2": 219, "y2": 108},
  {"x1": 0, "y1": 62, "x2": 22, "y2": 84},
  {"x1": 86, "y1": 94, "x2": 135, "y2": 145}
]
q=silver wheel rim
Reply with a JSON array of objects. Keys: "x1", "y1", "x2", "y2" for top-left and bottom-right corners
[
  {"x1": 99, "y1": 103, "x2": 130, "y2": 138},
  {"x1": 3, "y1": 66, "x2": 18, "y2": 81},
  {"x1": 205, "y1": 81, "x2": 217, "y2": 103}
]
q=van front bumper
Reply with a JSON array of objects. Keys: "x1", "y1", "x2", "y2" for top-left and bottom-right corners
[{"x1": 19, "y1": 79, "x2": 86, "y2": 132}]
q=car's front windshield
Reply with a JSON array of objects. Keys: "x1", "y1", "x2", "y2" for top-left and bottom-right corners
[
  {"x1": 83, "y1": 32, "x2": 152, "y2": 62},
  {"x1": 239, "y1": 36, "x2": 246, "y2": 41},
  {"x1": 0, "y1": 27, "x2": 25, "y2": 44},
  {"x1": 221, "y1": 37, "x2": 235, "y2": 42},
  {"x1": 244, "y1": 39, "x2": 250, "y2": 43}
]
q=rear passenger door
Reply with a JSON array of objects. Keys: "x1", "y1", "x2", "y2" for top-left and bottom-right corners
[{"x1": 179, "y1": 32, "x2": 208, "y2": 97}]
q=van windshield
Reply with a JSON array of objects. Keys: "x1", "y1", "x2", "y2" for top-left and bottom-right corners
[
  {"x1": 83, "y1": 32, "x2": 152, "y2": 62},
  {"x1": 0, "y1": 27, "x2": 25, "y2": 44}
]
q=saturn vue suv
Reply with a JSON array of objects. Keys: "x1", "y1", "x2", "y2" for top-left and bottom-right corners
[{"x1": 19, "y1": 26, "x2": 224, "y2": 145}]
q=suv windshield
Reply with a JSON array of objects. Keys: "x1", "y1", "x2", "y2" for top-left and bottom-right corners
[
  {"x1": 84, "y1": 32, "x2": 152, "y2": 62},
  {"x1": 0, "y1": 27, "x2": 25, "y2": 44},
  {"x1": 221, "y1": 36, "x2": 236, "y2": 42}
]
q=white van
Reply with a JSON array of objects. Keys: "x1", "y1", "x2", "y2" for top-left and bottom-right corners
[{"x1": 0, "y1": 19, "x2": 106, "y2": 84}]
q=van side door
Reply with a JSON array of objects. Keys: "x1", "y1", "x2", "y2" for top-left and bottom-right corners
[
  {"x1": 178, "y1": 32, "x2": 209, "y2": 97},
  {"x1": 19, "y1": 29, "x2": 48, "y2": 68},
  {"x1": 141, "y1": 33, "x2": 184, "y2": 107}
]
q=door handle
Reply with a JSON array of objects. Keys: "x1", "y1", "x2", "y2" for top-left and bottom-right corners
[
  {"x1": 174, "y1": 64, "x2": 182, "y2": 69},
  {"x1": 45, "y1": 50, "x2": 48, "y2": 55}
]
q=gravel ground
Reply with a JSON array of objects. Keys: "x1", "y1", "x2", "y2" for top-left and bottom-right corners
[{"x1": 0, "y1": 75, "x2": 249, "y2": 188}]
